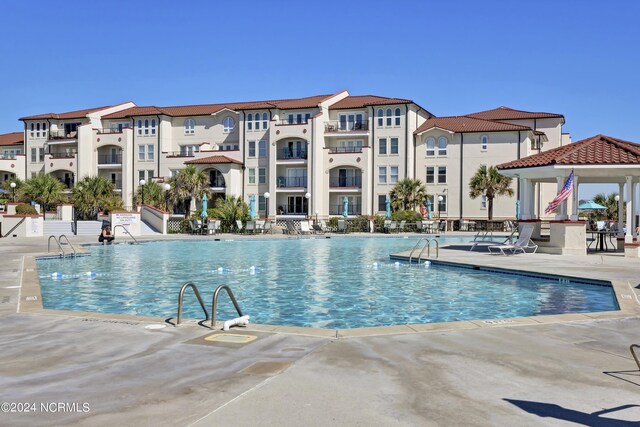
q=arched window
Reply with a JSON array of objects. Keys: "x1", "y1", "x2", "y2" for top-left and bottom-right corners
[
  {"x1": 151, "y1": 119, "x2": 156, "y2": 135},
  {"x1": 481, "y1": 135, "x2": 488, "y2": 151},
  {"x1": 144, "y1": 119, "x2": 149, "y2": 135},
  {"x1": 262, "y1": 112, "x2": 268, "y2": 129},
  {"x1": 386, "y1": 108, "x2": 392, "y2": 127},
  {"x1": 184, "y1": 119, "x2": 195, "y2": 135},
  {"x1": 254, "y1": 112, "x2": 261, "y2": 130},
  {"x1": 137, "y1": 120, "x2": 142, "y2": 135},
  {"x1": 394, "y1": 108, "x2": 401, "y2": 126},
  {"x1": 438, "y1": 136, "x2": 448, "y2": 155},
  {"x1": 209, "y1": 169, "x2": 225, "y2": 188},
  {"x1": 223, "y1": 117, "x2": 235, "y2": 133},
  {"x1": 247, "y1": 113, "x2": 253, "y2": 130},
  {"x1": 425, "y1": 137, "x2": 435, "y2": 156},
  {"x1": 377, "y1": 109, "x2": 384, "y2": 127}
]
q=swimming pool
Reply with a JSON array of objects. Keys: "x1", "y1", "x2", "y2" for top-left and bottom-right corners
[{"x1": 36, "y1": 237, "x2": 618, "y2": 329}]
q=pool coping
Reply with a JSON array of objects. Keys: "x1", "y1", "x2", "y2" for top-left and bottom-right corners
[{"x1": 18, "y1": 242, "x2": 640, "y2": 339}]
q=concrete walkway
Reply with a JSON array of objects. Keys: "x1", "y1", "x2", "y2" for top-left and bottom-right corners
[{"x1": 0, "y1": 234, "x2": 639, "y2": 426}]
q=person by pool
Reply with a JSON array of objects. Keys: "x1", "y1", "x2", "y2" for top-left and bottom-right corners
[{"x1": 99, "y1": 226, "x2": 114, "y2": 245}]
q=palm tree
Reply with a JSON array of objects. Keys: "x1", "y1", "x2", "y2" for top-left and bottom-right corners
[
  {"x1": 211, "y1": 195, "x2": 249, "y2": 231},
  {"x1": 592, "y1": 192, "x2": 619, "y2": 220},
  {"x1": 134, "y1": 180, "x2": 165, "y2": 208},
  {"x1": 469, "y1": 165, "x2": 514, "y2": 220},
  {"x1": 72, "y1": 176, "x2": 123, "y2": 220},
  {"x1": 21, "y1": 174, "x2": 65, "y2": 214},
  {"x1": 389, "y1": 178, "x2": 428, "y2": 211},
  {"x1": 168, "y1": 165, "x2": 209, "y2": 217}
]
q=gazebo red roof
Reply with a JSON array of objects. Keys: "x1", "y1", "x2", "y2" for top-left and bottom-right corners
[
  {"x1": 497, "y1": 134, "x2": 640, "y2": 170},
  {"x1": 184, "y1": 155, "x2": 242, "y2": 165}
]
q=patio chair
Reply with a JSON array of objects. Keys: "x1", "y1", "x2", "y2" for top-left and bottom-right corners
[
  {"x1": 383, "y1": 220, "x2": 392, "y2": 233},
  {"x1": 255, "y1": 219, "x2": 265, "y2": 234},
  {"x1": 189, "y1": 219, "x2": 205, "y2": 235},
  {"x1": 488, "y1": 225, "x2": 538, "y2": 255},
  {"x1": 337, "y1": 219, "x2": 349, "y2": 234},
  {"x1": 437, "y1": 220, "x2": 446, "y2": 234},
  {"x1": 388, "y1": 220, "x2": 398, "y2": 233},
  {"x1": 415, "y1": 221, "x2": 424, "y2": 233},
  {"x1": 235, "y1": 220, "x2": 244, "y2": 234},
  {"x1": 300, "y1": 221, "x2": 313, "y2": 235},
  {"x1": 263, "y1": 220, "x2": 273, "y2": 234},
  {"x1": 319, "y1": 219, "x2": 330, "y2": 232},
  {"x1": 246, "y1": 220, "x2": 256, "y2": 234},
  {"x1": 312, "y1": 222, "x2": 325, "y2": 234},
  {"x1": 285, "y1": 221, "x2": 299, "y2": 235},
  {"x1": 398, "y1": 220, "x2": 407, "y2": 232},
  {"x1": 206, "y1": 220, "x2": 220, "y2": 235}
]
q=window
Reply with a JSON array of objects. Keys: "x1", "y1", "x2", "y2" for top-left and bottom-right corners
[
  {"x1": 259, "y1": 195, "x2": 266, "y2": 211},
  {"x1": 426, "y1": 137, "x2": 435, "y2": 156},
  {"x1": 438, "y1": 137, "x2": 448, "y2": 155},
  {"x1": 138, "y1": 145, "x2": 145, "y2": 161},
  {"x1": 184, "y1": 119, "x2": 195, "y2": 134},
  {"x1": 38, "y1": 147, "x2": 44, "y2": 162},
  {"x1": 180, "y1": 145, "x2": 198, "y2": 156},
  {"x1": 254, "y1": 112, "x2": 261, "y2": 130},
  {"x1": 248, "y1": 141, "x2": 256, "y2": 157},
  {"x1": 31, "y1": 147, "x2": 37, "y2": 162},
  {"x1": 137, "y1": 120, "x2": 142, "y2": 135},
  {"x1": 223, "y1": 117, "x2": 235, "y2": 133},
  {"x1": 258, "y1": 140, "x2": 267, "y2": 158},
  {"x1": 138, "y1": 170, "x2": 154, "y2": 182},
  {"x1": 481, "y1": 195, "x2": 487, "y2": 209},
  {"x1": 378, "y1": 195, "x2": 387, "y2": 211},
  {"x1": 437, "y1": 166, "x2": 447, "y2": 183},
  {"x1": 377, "y1": 109, "x2": 384, "y2": 127},
  {"x1": 305, "y1": 113, "x2": 311, "y2": 123},
  {"x1": 138, "y1": 144, "x2": 155, "y2": 161},
  {"x1": 247, "y1": 113, "x2": 253, "y2": 131},
  {"x1": 30, "y1": 123, "x2": 34, "y2": 137},
  {"x1": 258, "y1": 168, "x2": 266, "y2": 184},
  {"x1": 209, "y1": 169, "x2": 225, "y2": 187},
  {"x1": 339, "y1": 113, "x2": 364, "y2": 131},
  {"x1": 36, "y1": 122, "x2": 40, "y2": 138},
  {"x1": 144, "y1": 119, "x2": 149, "y2": 135},
  {"x1": 262, "y1": 112, "x2": 268, "y2": 129},
  {"x1": 390, "y1": 138, "x2": 399, "y2": 154},
  {"x1": 147, "y1": 144, "x2": 154, "y2": 161},
  {"x1": 481, "y1": 135, "x2": 488, "y2": 151},
  {"x1": 386, "y1": 108, "x2": 392, "y2": 127},
  {"x1": 248, "y1": 168, "x2": 256, "y2": 184},
  {"x1": 288, "y1": 114, "x2": 294, "y2": 124},
  {"x1": 151, "y1": 119, "x2": 156, "y2": 135},
  {"x1": 42, "y1": 122, "x2": 47, "y2": 138},
  {"x1": 426, "y1": 167, "x2": 434, "y2": 184},
  {"x1": 379, "y1": 138, "x2": 387, "y2": 155},
  {"x1": 287, "y1": 195, "x2": 308, "y2": 214},
  {"x1": 438, "y1": 194, "x2": 447, "y2": 213},
  {"x1": 394, "y1": 108, "x2": 401, "y2": 126},
  {"x1": 378, "y1": 166, "x2": 387, "y2": 184},
  {"x1": 390, "y1": 166, "x2": 399, "y2": 183}
]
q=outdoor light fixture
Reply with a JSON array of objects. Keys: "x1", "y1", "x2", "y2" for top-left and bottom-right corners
[
  {"x1": 438, "y1": 195, "x2": 444, "y2": 219},
  {"x1": 263, "y1": 191, "x2": 270, "y2": 218},
  {"x1": 139, "y1": 179, "x2": 146, "y2": 205},
  {"x1": 315, "y1": 209, "x2": 319, "y2": 224},
  {"x1": 163, "y1": 183, "x2": 171, "y2": 212},
  {"x1": 10, "y1": 182, "x2": 16, "y2": 202},
  {"x1": 305, "y1": 192, "x2": 311, "y2": 218}
]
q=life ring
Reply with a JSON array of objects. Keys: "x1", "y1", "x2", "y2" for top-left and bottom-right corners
[{"x1": 420, "y1": 206, "x2": 428, "y2": 216}]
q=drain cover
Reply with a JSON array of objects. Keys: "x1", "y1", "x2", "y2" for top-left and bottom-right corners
[{"x1": 205, "y1": 334, "x2": 257, "y2": 344}]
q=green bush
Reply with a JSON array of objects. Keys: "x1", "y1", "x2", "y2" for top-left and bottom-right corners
[
  {"x1": 391, "y1": 210, "x2": 421, "y2": 221},
  {"x1": 327, "y1": 217, "x2": 339, "y2": 230},
  {"x1": 15, "y1": 204, "x2": 38, "y2": 215}
]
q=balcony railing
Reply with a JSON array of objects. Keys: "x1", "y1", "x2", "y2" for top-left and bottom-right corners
[
  {"x1": 329, "y1": 204, "x2": 362, "y2": 216},
  {"x1": 275, "y1": 118, "x2": 309, "y2": 125},
  {"x1": 97, "y1": 127, "x2": 129, "y2": 134},
  {"x1": 325, "y1": 121, "x2": 369, "y2": 132},
  {"x1": 48, "y1": 130, "x2": 78, "y2": 140},
  {"x1": 276, "y1": 177, "x2": 307, "y2": 188},
  {"x1": 209, "y1": 181, "x2": 225, "y2": 188},
  {"x1": 327, "y1": 146, "x2": 363, "y2": 154},
  {"x1": 48, "y1": 152, "x2": 76, "y2": 159},
  {"x1": 165, "y1": 151, "x2": 196, "y2": 157},
  {"x1": 98, "y1": 154, "x2": 122, "y2": 164},
  {"x1": 277, "y1": 148, "x2": 307, "y2": 160},
  {"x1": 0, "y1": 154, "x2": 17, "y2": 160},
  {"x1": 329, "y1": 177, "x2": 362, "y2": 188}
]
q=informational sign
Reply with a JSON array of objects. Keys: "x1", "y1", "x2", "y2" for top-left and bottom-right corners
[
  {"x1": 31, "y1": 217, "x2": 41, "y2": 235},
  {"x1": 111, "y1": 213, "x2": 139, "y2": 227}
]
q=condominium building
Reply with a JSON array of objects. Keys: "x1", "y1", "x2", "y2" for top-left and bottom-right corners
[{"x1": 4, "y1": 91, "x2": 567, "y2": 220}]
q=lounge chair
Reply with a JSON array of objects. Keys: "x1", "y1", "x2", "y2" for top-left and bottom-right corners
[
  {"x1": 415, "y1": 221, "x2": 424, "y2": 233},
  {"x1": 437, "y1": 220, "x2": 446, "y2": 234},
  {"x1": 300, "y1": 221, "x2": 313, "y2": 234},
  {"x1": 255, "y1": 219, "x2": 265, "y2": 234},
  {"x1": 388, "y1": 221, "x2": 398, "y2": 233},
  {"x1": 383, "y1": 220, "x2": 392, "y2": 233},
  {"x1": 189, "y1": 219, "x2": 205, "y2": 235},
  {"x1": 285, "y1": 221, "x2": 299, "y2": 235},
  {"x1": 207, "y1": 220, "x2": 220, "y2": 235},
  {"x1": 246, "y1": 220, "x2": 256, "y2": 234},
  {"x1": 337, "y1": 219, "x2": 349, "y2": 234},
  {"x1": 470, "y1": 227, "x2": 518, "y2": 251},
  {"x1": 263, "y1": 220, "x2": 273, "y2": 234},
  {"x1": 235, "y1": 220, "x2": 244, "y2": 234},
  {"x1": 398, "y1": 220, "x2": 407, "y2": 232},
  {"x1": 312, "y1": 222, "x2": 325, "y2": 234},
  {"x1": 488, "y1": 225, "x2": 538, "y2": 255}
]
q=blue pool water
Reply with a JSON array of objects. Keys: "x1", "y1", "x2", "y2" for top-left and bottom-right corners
[{"x1": 36, "y1": 237, "x2": 618, "y2": 329}]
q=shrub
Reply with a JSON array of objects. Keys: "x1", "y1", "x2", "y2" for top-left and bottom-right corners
[
  {"x1": 391, "y1": 210, "x2": 421, "y2": 221},
  {"x1": 15, "y1": 204, "x2": 38, "y2": 215}
]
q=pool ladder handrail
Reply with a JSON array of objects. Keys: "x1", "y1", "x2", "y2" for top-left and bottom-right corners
[
  {"x1": 408, "y1": 238, "x2": 439, "y2": 264},
  {"x1": 211, "y1": 285, "x2": 243, "y2": 328},
  {"x1": 176, "y1": 282, "x2": 210, "y2": 325},
  {"x1": 112, "y1": 225, "x2": 139, "y2": 244},
  {"x1": 58, "y1": 234, "x2": 76, "y2": 258},
  {"x1": 48, "y1": 235, "x2": 65, "y2": 257}
]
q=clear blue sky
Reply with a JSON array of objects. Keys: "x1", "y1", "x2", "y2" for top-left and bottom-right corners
[{"x1": 1, "y1": 0, "x2": 638, "y2": 197}]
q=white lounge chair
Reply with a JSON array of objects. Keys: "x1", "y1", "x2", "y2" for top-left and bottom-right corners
[
  {"x1": 488, "y1": 225, "x2": 538, "y2": 255},
  {"x1": 299, "y1": 221, "x2": 312, "y2": 234}
]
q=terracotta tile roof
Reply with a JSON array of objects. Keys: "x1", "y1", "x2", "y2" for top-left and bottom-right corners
[
  {"x1": 0, "y1": 132, "x2": 24, "y2": 146},
  {"x1": 184, "y1": 155, "x2": 242, "y2": 165},
  {"x1": 20, "y1": 105, "x2": 117, "y2": 120},
  {"x1": 415, "y1": 116, "x2": 531, "y2": 134},
  {"x1": 102, "y1": 106, "x2": 168, "y2": 119},
  {"x1": 497, "y1": 134, "x2": 640, "y2": 170},
  {"x1": 466, "y1": 106, "x2": 564, "y2": 121},
  {"x1": 329, "y1": 95, "x2": 413, "y2": 110}
]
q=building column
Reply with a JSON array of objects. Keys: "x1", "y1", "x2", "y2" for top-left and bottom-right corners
[
  {"x1": 634, "y1": 182, "x2": 639, "y2": 241},
  {"x1": 570, "y1": 174, "x2": 579, "y2": 220},
  {"x1": 618, "y1": 182, "x2": 624, "y2": 237},
  {"x1": 625, "y1": 176, "x2": 634, "y2": 242},
  {"x1": 555, "y1": 176, "x2": 568, "y2": 220},
  {"x1": 520, "y1": 178, "x2": 531, "y2": 219}
]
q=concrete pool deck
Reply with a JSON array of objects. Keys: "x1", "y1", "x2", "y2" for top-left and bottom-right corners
[{"x1": 1, "y1": 233, "x2": 639, "y2": 426}]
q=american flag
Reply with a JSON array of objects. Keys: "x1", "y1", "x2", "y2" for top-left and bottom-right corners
[{"x1": 545, "y1": 171, "x2": 574, "y2": 214}]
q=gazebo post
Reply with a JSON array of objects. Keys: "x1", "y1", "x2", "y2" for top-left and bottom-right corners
[
  {"x1": 625, "y1": 176, "x2": 634, "y2": 243},
  {"x1": 555, "y1": 176, "x2": 568, "y2": 220},
  {"x1": 570, "y1": 174, "x2": 579, "y2": 220},
  {"x1": 520, "y1": 178, "x2": 531, "y2": 220},
  {"x1": 618, "y1": 182, "x2": 625, "y2": 237}
]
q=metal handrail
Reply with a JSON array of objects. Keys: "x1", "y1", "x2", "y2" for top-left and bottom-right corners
[
  {"x1": 211, "y1": 285, "x2": 243, "y2": 328},
  {"x1": 408, "y1": 238, "x2": 428, "y2": 264},
  {"x1": 176, "y1": 282, "x2": 210, "y2": 325},
  {"x1": 409, "y1": 238, "x2": 439, "y2": 264},
  {"x1": 112, "y1": 225, "x2": 139, "y2": 244},
  {"x1": 58, "y1": 234, "x2": 76, "y2": 258},
  {"x1": 48, "y1": 235, "x2": 65, "y2": 257}
]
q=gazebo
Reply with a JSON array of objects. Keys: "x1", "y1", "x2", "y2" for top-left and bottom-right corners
[{"x1": 497, "y1": 134, "x2": 640, "y2": 255}]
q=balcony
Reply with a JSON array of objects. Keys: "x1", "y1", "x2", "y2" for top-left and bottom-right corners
[
  {"x1": 97, "y1": 154, "x2": 122, "y2": 165},
  {"x1": 275, "y1": 118, "x2": 309, "y2": 126},
  {"x1": 329, "y1": 176, "x2": 362, "y2": 188},
  {"x1": 276, "y1": 177, "x2": 307, "y2": 188},
  {"x1": 48, "y1": 152, "x2": 76, "y2": 159},
  {"x1": 165, "y1": 151, "x2": 196, "y2": 158},
  {"x1": 329, "y1": 204, "x2": 362, "y2": 216},
  {"x1": 48, "y1": 130, "x2": 78, "y2": 141},
  {"x1": 276, "y1": 148, "x2": 308, "y2": 160},
  {"x1": 0, "y1": 154, "x2": 17, "y2": 160},
  {"x1": 324, "y1": 120, "x2": 369, "y2": 133},
  {"x1": 97, "y1": 127, "x2": 130, "y2": 134},
  {"x1": 327, "y1": 146, "x2": 363, "y2": 154},
  {"x1": 45, "y1": 152, "x2": 77, "y2": 173}
]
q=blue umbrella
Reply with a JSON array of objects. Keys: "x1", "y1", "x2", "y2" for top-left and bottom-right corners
[
  {"x1": 515, "y1": 200, "x2": 520, "y2": 220},
  {"x1": 0, "y1": 189, "x2": 7, "y2": 194},
  {"x1": 578, "y1": 200, "x2": 606, "y2": 210},
  {"x1": 385, "y1": 195, "x2": 391, "y2": 219},
  {"x1": 249, "y1": 194, "x2": 256, "y2": 218},
  {"x1": 201, "y1": 193, "x2": 208, "y2": 219},
  {"x1": 426, "y1": 198, "x2": 432, "y2": 220},
  {"x1": 343, "y1": 196, "x2": 349, "y2": 218}
]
